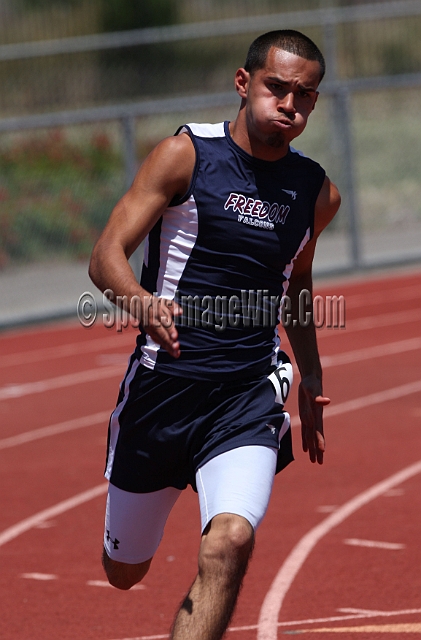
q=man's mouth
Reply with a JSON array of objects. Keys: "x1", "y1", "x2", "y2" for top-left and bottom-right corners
[{"x1": 272, "y1": 119, "x2": 293, "y2": 128}]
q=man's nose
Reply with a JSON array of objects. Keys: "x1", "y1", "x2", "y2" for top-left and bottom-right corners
[{"x1": 278, "y1": 91, "x2": 296, "y2": 114}]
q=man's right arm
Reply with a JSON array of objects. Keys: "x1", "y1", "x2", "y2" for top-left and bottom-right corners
[{"x1": 88, "y1": 133, "x2": 195, "y2": 357}]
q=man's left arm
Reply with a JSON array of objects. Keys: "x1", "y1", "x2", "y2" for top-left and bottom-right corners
[{"x1": 284, "y1": 176, "x2": 341, "y2": 464}]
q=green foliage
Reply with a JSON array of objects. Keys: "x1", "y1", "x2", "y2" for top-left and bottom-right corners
[
  {"x1": 0, "y1": 130, "x2": 123, "y2": 268},
  {"x1": 20, "y1": 0, "x2": 82, "y2": 8},
  {"x1": 98, "y1": 0, "x2": 179, "y2": 32},
  {"x1": 381, "y1": 42, "x2": 418, "y2": 75}
]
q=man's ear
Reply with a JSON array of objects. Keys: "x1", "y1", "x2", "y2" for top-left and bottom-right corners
[
  {"x1": 312, "y1": 91, "x2": 319, "y2": 112},
  {"x1": 234, "y1": 68, "x2": 250, "y2": 99}
]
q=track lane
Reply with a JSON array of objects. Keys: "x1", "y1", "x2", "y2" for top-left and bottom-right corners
[{"x1": 0, "y1": 269, "x2": 420, "y2": 639}]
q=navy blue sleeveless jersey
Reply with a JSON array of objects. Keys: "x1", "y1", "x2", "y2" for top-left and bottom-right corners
[{"x1": 137, "y1": 121, "x2": 325, "y2": 380}]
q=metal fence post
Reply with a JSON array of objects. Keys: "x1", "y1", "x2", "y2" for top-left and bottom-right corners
[
  {"x1": 323, "y1": 20, "x2": 361, "y2": 270},
  {"x1": 333, "y1": 86, "x2": 361, "y2": 269},
  {"x1": 121, "y1": 115, "x2": 144, "y2": 281},
  {"x1": 121, "y1": 115, "x2": 137, "y2": 190}
]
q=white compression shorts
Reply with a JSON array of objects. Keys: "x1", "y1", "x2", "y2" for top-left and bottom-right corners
[{"x1": 104, "y1": 445, "x2": 278, "y2": 564}]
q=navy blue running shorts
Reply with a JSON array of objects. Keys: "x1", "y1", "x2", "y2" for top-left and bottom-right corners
[{"x1": 105, "y1": 357, "x2": 293, "y2": 493}]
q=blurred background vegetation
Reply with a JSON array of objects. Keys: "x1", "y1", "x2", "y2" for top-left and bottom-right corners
[
  {"x1": 1, "y1": 0, "x2": 420, "y2": 115},
  {"x1": 0, "y1": 0, "x2": 420, "y2": 268}
]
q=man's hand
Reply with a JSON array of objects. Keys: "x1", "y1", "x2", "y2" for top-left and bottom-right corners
[
  {"x1": 298, "y1": 374, "x2": 330, "y2": 465},
  {"x1": 142, "y1": 295, "x2": 182, "y2": 358}
]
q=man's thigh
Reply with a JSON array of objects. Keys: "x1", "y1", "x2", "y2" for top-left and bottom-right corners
[
  {"x1": 104, "y1": 483, "x2": 182, "y2": 564},
  {"x1": 196, "y1": 445, "x2": 278, "y2": 533}
]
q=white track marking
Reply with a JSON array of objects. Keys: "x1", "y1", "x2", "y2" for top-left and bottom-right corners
[
  {"x1": 316, "y1": 506, "x2": 337, "y2": 513},
  {"x1": 110, "y1": 608, "x2": 421, "y2": 640},
  {"x1": 0, "y1": 483, "x2": 107, "y2": 548},
  {"x1": 317, "y1": 308, "x2": 421, "y2": 339},
  {"x1": 291, "y1": 622, "x2": 421, "y2": 632},
  {"x1": 343, "y1": 538, "x2": 405, "y2": 550},
  {"x1": 0, "y1": 333, "x2": 135, "y2": 368},
  {"x1": 86, "y1": 580, "x2": 146, "y2": 590},
  {"x1": 321, "y1": 336, "x2": 421, "y2": 367},
  {"x1": 289, "y1": 378, "x2": 421, "y2": 428},
  {"x1": 323, "y1": 379, "x2": 421, "y2": 419},
  {"x1": 257, "y1": 460, "x2": 421, "y2": 640},
  {"x1": 0, "y1": 411, "x2": 110, "y2": 450},
  {"x1": 343, "y1": 284, "x2": 421, "y2": 309},
  {"x1": 0, "y1": 364, "x2": 124, "y2": 400},
  {"x1": 0, "y1": 286, "x2": 419, "y2": 368},
  {"x1": 383, "y1": 488, "x2": 405, "y2": 497},
  {"x1": 338, "y1": 607, "x2": 412, "y2": 615},
  {"x1": 20, "y1": 573, "x2": 58, "y2": 580},
  {"x1": 0, "y1": 378, "x2": 419, "y2": 454},
  {"x1": 2, "y1": 337, "x2": 420, "y2": 402}
]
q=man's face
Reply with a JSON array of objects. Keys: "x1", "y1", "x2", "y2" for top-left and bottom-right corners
[{"x1": 240, "y1": 47, "x2": 321, "y2": 151}]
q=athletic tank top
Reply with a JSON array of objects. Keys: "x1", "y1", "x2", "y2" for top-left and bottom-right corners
[{"x1": 137, "y1": 121, "x2": 325, "y2": 380}]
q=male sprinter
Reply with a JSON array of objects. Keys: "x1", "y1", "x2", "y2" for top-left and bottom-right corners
[{"x1": 89, "y1": 29, "x2": 340, "y2": 640}]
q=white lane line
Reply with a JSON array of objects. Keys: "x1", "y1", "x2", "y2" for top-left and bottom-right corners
[
  {"x1": 323, "y1": 379, "x2": 421, "y2": 419},
  {"x1": 0, "y1": 483, "x2": 107, "y2": 548},
  {"x1": 86, "y1": 580, "x2": 146, "y2": 590},
  {"x1": 0, "y1": 411, "x2": 110, "y2": 450},
  {"x1": 0, "y1": 364, "x2": 124, "y2": 400},
  {"x1": 337, "y1": 608, "x2": 411, "y2": 615},
  {"x1": 316, "y1": 308, "x2": 421, "y2": 339},
  {"x1": 320, "y1": 336, "x2": 421, "y2": 368},
  {"x1": 383, "y1": 488, "x2": 405, "y2": 497},
  {"x1": 344, "y1": 284, "x2": 421, "y2": 309},
  {"x1": 289, "y1": 622, "x2": 421, "y2": 632},
  {"x1": 1, "y1": 377, "x2": 419, "y2": 455},
  {"x1": 257, "y1": 459, "x2": 421, "y2": 640},
  {"x1": 343, "y1": 538, "x2": 405, "y2": 550},
  {"x1": 0, "y1": 333, "x2": 135, "y2": 368},
  {"x1": 110, "y1": 608, "x2": 421, "y2": 640},
  {"x1": 289, "y1": 378, "x2": 421, "y2": 428},
  {"x1": 20, "y1": 573, "x2": 58, "y2": 581},
  {"x1": 0, "y1": 287, "x2": 419, "y2": 369},
  {"x1": 2, "y1": 337, "x2": 420, "y2": 403}
]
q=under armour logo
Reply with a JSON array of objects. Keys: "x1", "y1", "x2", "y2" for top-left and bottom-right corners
[{"x1": 106, "y1": 530, "x2": 120, "y2": 550}]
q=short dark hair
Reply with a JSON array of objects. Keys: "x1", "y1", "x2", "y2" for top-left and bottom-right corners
[{"x1": 244, "y1": 30, "x2": 325, "y2": 81}]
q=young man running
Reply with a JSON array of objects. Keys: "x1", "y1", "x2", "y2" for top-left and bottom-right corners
[{"x1": 89, "y1": 29, "x2": 341, "y2": 640}]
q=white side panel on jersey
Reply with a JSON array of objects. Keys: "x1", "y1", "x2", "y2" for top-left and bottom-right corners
[
  {"x1": 179, "y1": 122, "x2": 225, "y2": 138},
  {"x1": 271, "y1": 226, "x2": 311, "y2": 365},
  {"x1": 141, "y1": 195, "x2": 199, "y2": 369},
  {"x1": 105, "y1": 357, "x2": 141, "y2": 481},
  {"x1": 282, "y1": 226, "x2": 311, "y2": 295},
  {"x1": 157, "y1": 195, "x2": 199, "y2": 298}
]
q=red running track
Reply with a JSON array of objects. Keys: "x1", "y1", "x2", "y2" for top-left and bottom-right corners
[{"x1": 1, "y1": 268, "x2": 421, "y2": 640}]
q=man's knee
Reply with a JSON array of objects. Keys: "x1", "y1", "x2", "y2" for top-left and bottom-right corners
[
  {"x1": 200, "y1": 514, "x2": 255, "y2": 576},
  {"x1": 102, "y1": 547, "x2": 152, "y2": 590}
]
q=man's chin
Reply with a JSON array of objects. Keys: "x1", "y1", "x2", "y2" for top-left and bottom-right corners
[{"x1": 265, "y1": 132, "x2": 286, "y2": 149}]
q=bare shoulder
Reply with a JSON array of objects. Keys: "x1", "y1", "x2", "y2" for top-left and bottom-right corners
[
  {"x1": 314, "y1": 176, "x2": 341, "y2": 237},
  {"x1": 136, "y1": 132, "x2": 196, "y2": 197}
]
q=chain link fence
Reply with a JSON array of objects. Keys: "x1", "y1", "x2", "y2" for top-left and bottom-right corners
[{"x1": 0, "y1": 0, "x2": 420, "y2": 326}]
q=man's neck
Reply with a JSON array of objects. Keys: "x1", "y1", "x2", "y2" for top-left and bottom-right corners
[{"x1": 228, "y1": 115, "x2": 290, "y2": 162}]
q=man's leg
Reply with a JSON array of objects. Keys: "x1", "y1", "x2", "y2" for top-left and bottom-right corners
[
  {"x1": 171, "y1": 445, "x2": 278, "y2": 640},
  {"x1": 102, "y1": 549, "x2": 152, "y2": 591},
  {"x1": 170, "y1": 512, "x2": 254, "y2": 640},
  {"x1": 102, "y1": 482, "x2": 181, "y2": 590}
]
